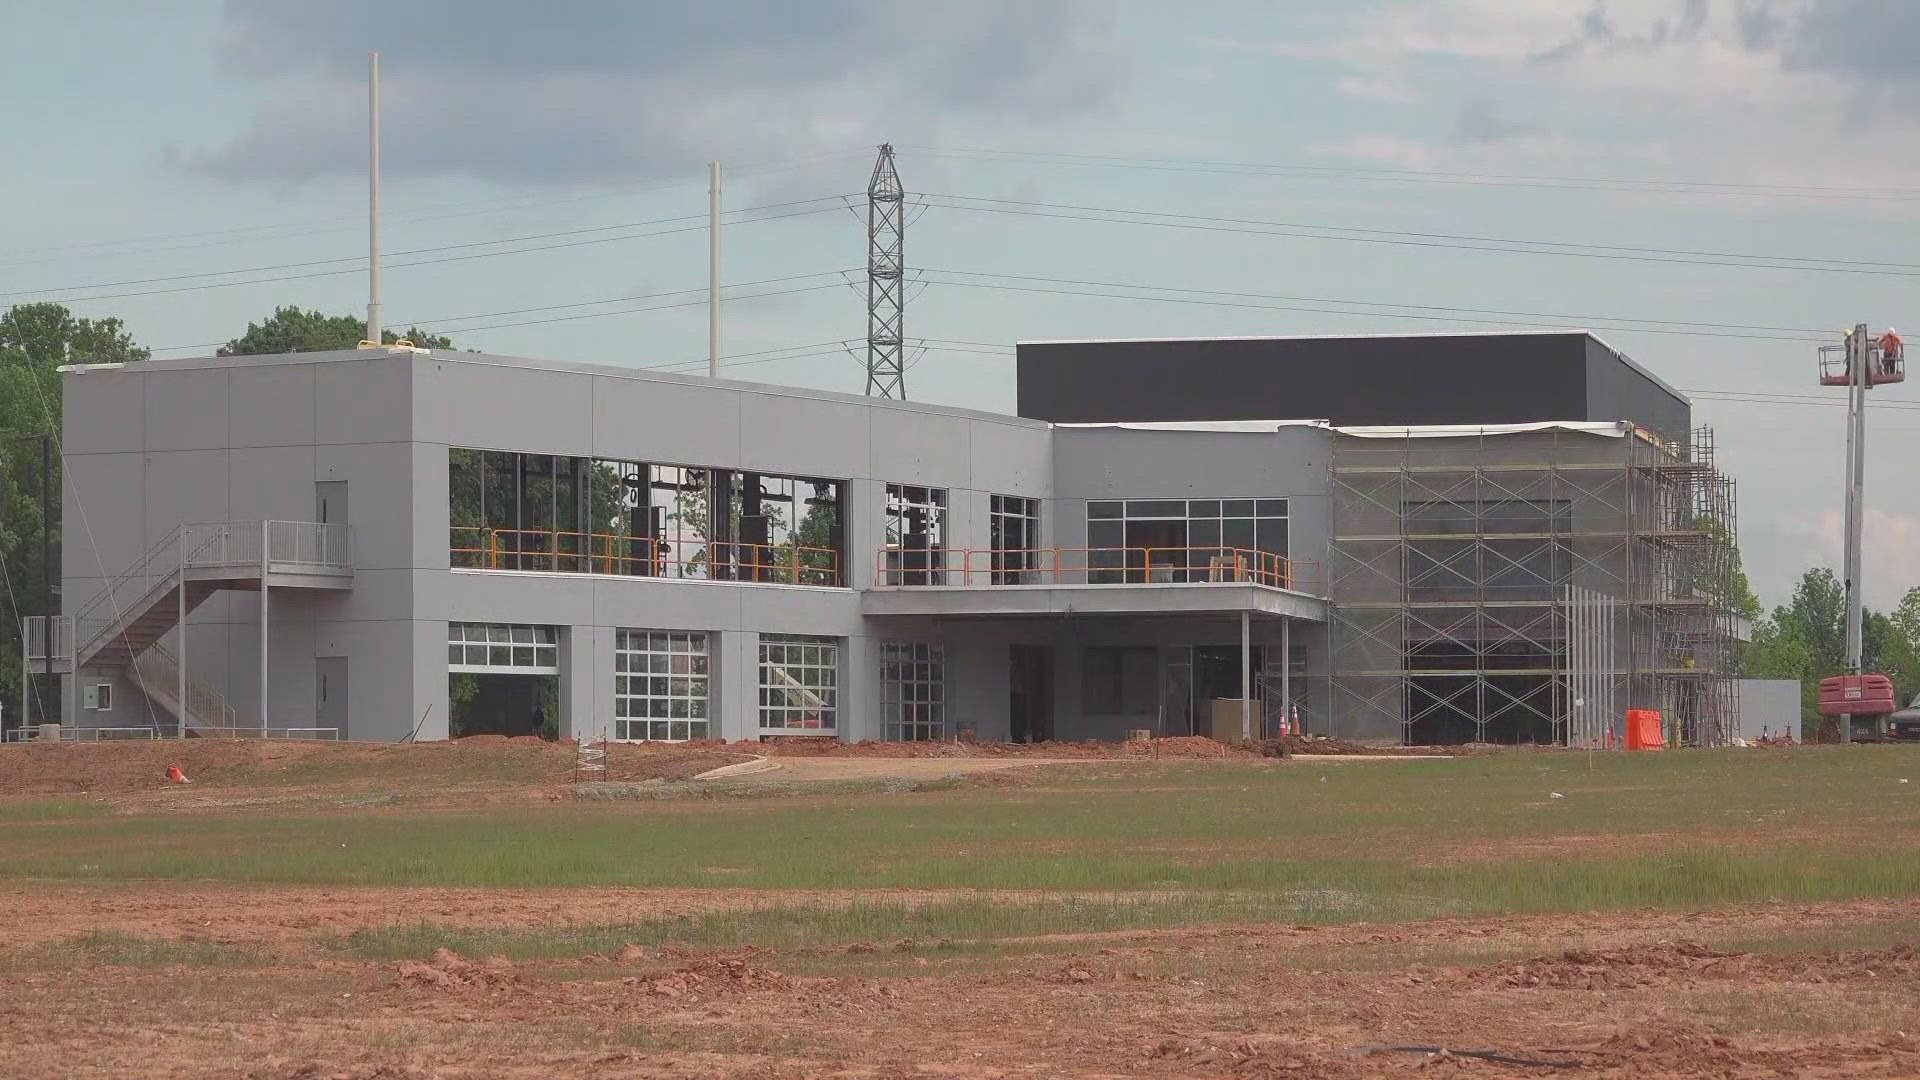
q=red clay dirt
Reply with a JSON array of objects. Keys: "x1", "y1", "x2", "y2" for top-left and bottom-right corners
[
  {"x1": 1, "y1": 900, "x2": 1917, "y2": 1078},
  {"x1": 739, "y1": 733, "x2": 1443, "y2": 758},
  {"x1": 0, "y1": 736, "x2": 752, "y2": 797}
]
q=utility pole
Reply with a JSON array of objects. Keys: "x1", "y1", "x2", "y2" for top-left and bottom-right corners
[
  {"x1": 366, "y1": 51, "x2": 382, "y2": 347},
  {"x1": 1841, "y1": 324, "x2": 1869, "y2": 742},
  {"x1": 865, "y1": 144, "x2": 906, "y2": 399},
  {"x1": 709, "y1": 161, "x2": 721, "y2": 379}
]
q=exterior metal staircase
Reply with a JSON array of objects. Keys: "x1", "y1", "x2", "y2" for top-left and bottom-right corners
[{"x1": 59, "y1": 521, "x2": 352, "y2": 736}]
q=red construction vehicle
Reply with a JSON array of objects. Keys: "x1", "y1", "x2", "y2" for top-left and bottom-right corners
[{"x1": 1816, "y1": 674, "x2": 1898, "y2": 742}]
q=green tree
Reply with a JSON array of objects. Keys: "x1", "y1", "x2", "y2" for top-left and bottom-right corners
[
  {"x1": 220, "y1": 307, "x2": 453, "y2": 356},
  {"x1": 0, "y1": 303, "x2": 149, "y2": 732},
  {"x1": 1745, "y1": 569, "x2": 1920, "y2": 735}
]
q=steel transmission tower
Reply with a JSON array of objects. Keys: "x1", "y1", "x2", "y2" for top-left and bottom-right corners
[{"x1": 865, "y1": 144, "x2": 907, "y2": 398}]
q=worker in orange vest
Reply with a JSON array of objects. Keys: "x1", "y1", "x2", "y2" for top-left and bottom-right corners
[{"x1": 1879, "y1": 328, "x2": 1903, "y2": 376}]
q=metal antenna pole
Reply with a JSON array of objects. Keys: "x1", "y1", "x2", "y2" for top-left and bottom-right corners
[
  {"x1": 366, "y1": 52, "x2": 382, "y2": 347},
  {"x1": 709, "y1": 161, "x2": 721, "y2": 379},
  {"x1": 865, "y1": 144, "x2": 906, "y2": 398}
]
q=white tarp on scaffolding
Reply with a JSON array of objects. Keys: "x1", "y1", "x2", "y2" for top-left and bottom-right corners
[{"x1": 1054, "y1": 420, "x2": 1634, "y2": 439}]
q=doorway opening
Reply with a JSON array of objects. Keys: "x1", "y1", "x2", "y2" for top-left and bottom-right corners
[
  {"x1": 447, "y1": 622, "x2": 562, "y2": 740},
  {"x1": 1009, "y1": 645, "x2": 1054, "y2": 743},
  {"x1": 450, "y1": 673, "x2": 558, "y2": 738}
]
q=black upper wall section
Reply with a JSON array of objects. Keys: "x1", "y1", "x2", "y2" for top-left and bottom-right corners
[{"x1": 1016, "y1": 333, "x2": 1691, "y2": 434}]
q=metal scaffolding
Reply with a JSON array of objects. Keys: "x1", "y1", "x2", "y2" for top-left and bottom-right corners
[{"x1": 1326, "y1": 424, "x2": 1741, "y2": 747}]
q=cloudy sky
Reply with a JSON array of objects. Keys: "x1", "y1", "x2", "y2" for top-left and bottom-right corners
[{"x1": 5, "y1": 0, "x2": 1919, "y2": 609}]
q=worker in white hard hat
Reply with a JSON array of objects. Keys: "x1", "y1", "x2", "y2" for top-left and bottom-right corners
[{"x1": 1879, "y1": 327, "x2": 1903, "y2": 377}]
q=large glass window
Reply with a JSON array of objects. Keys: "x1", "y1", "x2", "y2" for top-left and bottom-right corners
[
  {"x1": 447, "y1": 623, "x2": 560, "y2": 673},
  {"x1": 989, "y1": 495, "x2": 1041, "y2": 584},
  {"x1": 759, "y1": 634, "x2": 839, "y2": 733},
  {"x1": 881, "y1": 642, "x2": 945, "y2": 741},
  {"x1": 884, "y1": 484, "x2": 948, "y2": 585},
  {"x1": 614, "y1": 630, "x2": 711, "y2": 742},
  {"x1": 1086, "y1": 498, "x2": 1288, "y2": 583},
  {"x1": 449, "y1": 448, "x2": 843, "y2": 587},
  {"x1": 1083, "y1": 646, "x2": 1158, "y2": 715}
]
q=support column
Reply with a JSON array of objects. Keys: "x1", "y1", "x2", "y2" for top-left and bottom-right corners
[
  {"x1": 1280, "y1": 617, "x2": 1292, "y2": 735},
  {"x1": 258, "y1": 586, "x2": 269, "y2": 733},
  {"x1": 177, "y1": 532, "x2": 187, "y2": 738},
  {"x1": 1240, "y1": 610, "x2": 1252, "y2": 740}
]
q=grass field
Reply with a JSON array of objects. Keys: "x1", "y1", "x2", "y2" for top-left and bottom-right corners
[
  {"x1": 5, "y1": 747, "x2": 1919, "y2": 949},
  {"x1": 5, "y1": 745, "x2": 1920, "y2": 1077}
]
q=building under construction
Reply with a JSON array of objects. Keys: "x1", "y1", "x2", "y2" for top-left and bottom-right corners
[
  {"x1": 1324, "y1": 422, "x2": 1741, "y2": 746},
  {"x1": 35, "y1": 330, "x2": 1741, "y2": 748},
  {"x1": 1019, "y1": 331, "x2": 1745, "y2": 747}
]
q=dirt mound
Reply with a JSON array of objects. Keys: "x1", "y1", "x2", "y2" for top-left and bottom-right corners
[
  {"x1": 0, "y1": 738, "x2": 750, "y2": 795},
  {"x1": 1471, "y1": 940, "x2": 1737, "y2": 990},
  {"x1": 1249, "y1": 735, "x2": 1449, "y2": 756},
  {"x1": 738, "y1": 734, "x2": 1438, "y2": 759},
  {"x1": 1594, "y1": 1023, "x2": 1920, "y2": 1076},
  {"x1": 629, "y1": 957, "x2": 790, "y2": 997},
  {"x1": 1469, "y1": 941, "x2": 1920, "y2": 991},
  {"x1": 392, "y1": 948, "x2": 522, "y2": 993}
]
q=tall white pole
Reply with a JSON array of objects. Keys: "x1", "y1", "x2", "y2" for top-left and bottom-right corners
[
  {"x1": 366, "y1": 52, "x2": 382, "y2": 347},
  {"x1": 708, "y1": 161, "x2": 721, "y2": 378}
]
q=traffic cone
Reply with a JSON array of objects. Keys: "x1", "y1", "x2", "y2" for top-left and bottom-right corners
[{"x1": 165, "y1": 764, "x2": 190, "y2": 785}]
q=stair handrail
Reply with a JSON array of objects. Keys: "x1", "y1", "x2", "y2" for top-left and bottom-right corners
[
  {"x1": 70, "y1": 523, "x2": 186, "y2": 629},
  {"x1": 133, "y1": 643, "x2": 241, "y2": 732},
  {"x1": 73, "y1": 524, "x2": 260, "y2": 665}
]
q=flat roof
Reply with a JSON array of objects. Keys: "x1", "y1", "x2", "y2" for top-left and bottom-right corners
[
  {"x1": 1016, "y1": 330, "x2": 1690, "y2": 407},
  {"x1": 62, "y1": 345, "x2": 1052, "y2": 431}
]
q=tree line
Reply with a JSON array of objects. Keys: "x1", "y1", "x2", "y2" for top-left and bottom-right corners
[
  {"x1": 0, "y1": 302, "x2": 456, "y2": 729},
  {"x1": 1745, "y1": 568, "x2": 1920, "y2": 731}
]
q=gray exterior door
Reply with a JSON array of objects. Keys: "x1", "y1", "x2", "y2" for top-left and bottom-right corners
[
  {"x1": 316, "y1": 657, "x2": 348, "y2": 738},
  {"x1": 316, "y1": 481, "x2": 348, "y2": 525}
]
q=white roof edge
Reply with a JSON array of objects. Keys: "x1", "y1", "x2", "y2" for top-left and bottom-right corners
[
  {"x1": 1018, "y1": 330, "x2": 1584, "y2": 346},
  {"x1": 1337, "y1": 421, "x2": 1632, "y2": 439},
  {"x1": 1054, "y1": 420, "x2": 1332, "y2": 433},
  {"x1": 1055, "y1": 419, "x2": 1631, "y2": 438}
]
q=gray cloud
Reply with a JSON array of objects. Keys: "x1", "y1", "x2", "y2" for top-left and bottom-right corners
[
  {"x1": 184, "y1": 0, "x2": 1126, "y2": 184},
  {"x1": 1450, "y1": 97, "x2": 1534, "y2": 146},
  {"x1": 1534, "y1": 0, "x2": 1711, "y2": 62},
  {"x1": 1774, "y1": 1, "x2": 1920, "y2": 84}
]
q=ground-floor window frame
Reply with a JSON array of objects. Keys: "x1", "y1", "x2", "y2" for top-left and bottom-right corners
[
  {"x1": 614, "y1": 629, "x2": 712, "y2": 742},
  {"x1": 881, "y1": 641, "x2": 945, "y2": 741},
  {"x1": 759, "y1": 634, "x2": 840, "y2": 735}
]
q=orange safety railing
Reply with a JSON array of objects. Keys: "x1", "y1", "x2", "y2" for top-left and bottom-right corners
[
  {"x1": 451, "y1": 527, "x2": 842, "y2": 587},
  {"x1": 874, "y1": 546, "x2": 1314, "y2": 591}
]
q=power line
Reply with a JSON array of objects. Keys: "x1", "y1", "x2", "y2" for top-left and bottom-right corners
[
  {"x1": 398, "y1": 270, "x2": 855, "y2": 331},
  {"x1": 20, "y1": 204, "x2": 847, "y2": 308},
  {"x1": 904, "y1": 145, "x2": 1920, "y2": 203},
  {"x1": 915, "y1": 194, "x2": 1920, "y2": 278},
  {"x1": 0, "y1": 149, "x2": 871, "y2": 266},
  {"x1": 911, "y1": 272, "x2": 1834, "y2": 344},
  {"x1": 416, "y1": 281, "x2": 850, "y2": 336},
  {"x1": 917, "y1": 268, "x2": 1833, "y2": 342},
  {"x1": 7, "y1": 197, "x2": 852, "y2": 301}
]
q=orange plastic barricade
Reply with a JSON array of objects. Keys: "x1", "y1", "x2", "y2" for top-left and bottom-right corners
[{"x1": 1623, "y1": 710, "x2": 1665, "y2": 751}]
